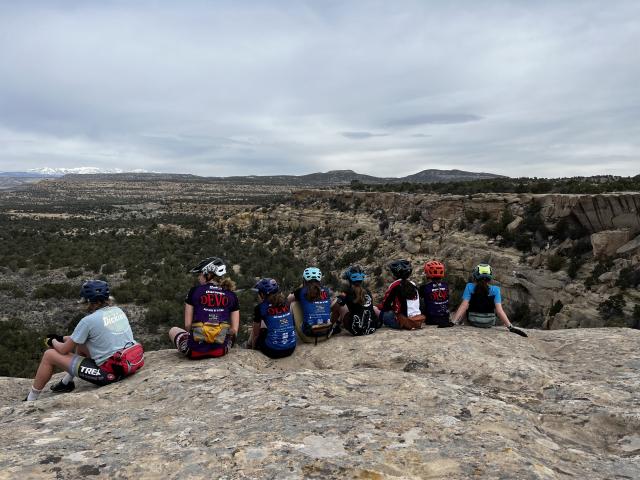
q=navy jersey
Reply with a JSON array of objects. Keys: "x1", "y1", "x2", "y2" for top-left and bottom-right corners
[
  {"x1": 254, "y1": 301, "x2": 296, "y2": 350},
  {"x1": 419, "y1": 281, "x2": 450, "y2": 318}
]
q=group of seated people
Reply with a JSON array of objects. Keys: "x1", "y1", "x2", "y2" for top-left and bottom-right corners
[{"x1": 24, "y1": 256, "x2": 527, "y2": 401}]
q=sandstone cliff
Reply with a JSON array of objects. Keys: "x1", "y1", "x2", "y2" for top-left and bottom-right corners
[{"x1": 1, "y1": 327, "x2": 639, "y2": 479}]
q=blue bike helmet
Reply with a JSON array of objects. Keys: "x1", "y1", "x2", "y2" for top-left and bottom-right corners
[
  {"x1": 80, "y1": 280, "x2": 110, "y2": 303},
  {"x1": 302, "y1": 267, "x2": 322, "y2": 281},
  {"x1": 342, "y1": 265, "x2": 366, "y2": 283},
  {"x1": 254, "y1": 278, "x2": 280, "y2": 295}
]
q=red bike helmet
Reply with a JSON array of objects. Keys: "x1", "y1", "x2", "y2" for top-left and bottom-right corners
[{"x1": 424, "y1": 260, "x2": 445, "y2": 279}]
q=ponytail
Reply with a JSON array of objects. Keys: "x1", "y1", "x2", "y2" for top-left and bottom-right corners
[
  {"x1": 267, "y1": 291, "x2": 286, "y2": 307},
  {"x1": 475, "y1": 279, "x2": 490, "y2": 297},
  {"x1": 351, "y1": 283, "x2": 366, "y2": 305},
  {"x1": 305, "y1": 280, "x2": 323, "y2": 301},
  {"x1": 400, "y1": 279, "x2": 418, "y2": 300},
  {"x1": 218, "y1": 277, "x2": 237, "y2": 291}
]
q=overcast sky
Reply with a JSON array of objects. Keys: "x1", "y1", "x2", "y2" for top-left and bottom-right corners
[{"x1": 0, "y1": 1, "x2": 639, "y2": 177}]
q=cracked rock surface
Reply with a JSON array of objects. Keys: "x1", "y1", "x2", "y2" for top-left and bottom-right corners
[{"x1": 1, "y1": 327, "x2": 639, "y2": 479}]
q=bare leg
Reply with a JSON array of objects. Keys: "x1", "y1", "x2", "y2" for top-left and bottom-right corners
[
  {"x1": 169, "y1": 327, "x2": 187, "y2": 344},
  {"x1": 33, "y1": 350, "x2": 76, "y2": 390}
]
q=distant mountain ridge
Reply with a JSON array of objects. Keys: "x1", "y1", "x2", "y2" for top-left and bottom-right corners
[{"x1": 58, "y1": 168, "x2": 505, "y2": 186}]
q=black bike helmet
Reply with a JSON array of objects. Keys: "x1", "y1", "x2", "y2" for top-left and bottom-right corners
[
  {"x1": 388, "y1": 259, "x2": 412, "y2": 280},
  {"x1": 189, "y1": 257, "x2": 227, "y2": 277}
]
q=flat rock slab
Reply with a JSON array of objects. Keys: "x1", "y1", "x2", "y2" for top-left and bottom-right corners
[{"x1": 1, "y1": 327, "x2": 639, "y2": 479}]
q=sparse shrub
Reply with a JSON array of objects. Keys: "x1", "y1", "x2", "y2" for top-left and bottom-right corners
[
  {"x1": 586, "y1": 258, "x2": 614, "y2": 289},
  {"x1": 407, "y1": 211, "x2": 421, "y2": 223},
  {"x1": 549, "y1": 300, "x2": 563, "y2": 317},
  {"x1": 33, "y1": 282, "x2": 78, "y2": 299},
  {"x1": 500, "y1": 206, "x2": 514, "y2": 230},
  {"x1": 547, "y1": 255, "x2": 565, "y2": 272},
  {"x1": 616, "y1": 266, "x2": 640, "y2": 289},
  {"x1": 144, "y1": 300, "x2": 182, "y2": 333},
  {"x1": 567, "y1": 256, "x2": 583, "y2": 279},
  {"x1": 0, "y1": 282, "x2": 26, "y2": 298},
  {"x1": 463, "y1": 210, "x2": 475, "y2": 223},
  {"x1": 633, "y1": 305, "x2": 640, "y2": 329},
  {"x1": 335, "y1": 248, "x2": 369, "y2": 269},
  {"x1": 598, "y1": 294, "x2": 626, "y2": 322},
  {"x1": 0, "y1": 318, "x2": 44, "y2": 377},
  {"x1": 511, "y1": 302, "x2": 537, "y2": 328},
  {"x1": 66, "y1": 269, "x2": 83, "y2": 279},
  {"x1": 481, "y1": 219, "x2": 502, "y2": 238},
  {"x1": 102, "y1": 262, "x2": 118, "y2": 275},
  {"x1": 514, "y1": 233, "x2": 532, "y2": 252},
  {"x1": 554, "y1": 217, "x2": 588, "y2": 241},
  {"x1": 448, "y1": 276, "x2": 468, "y2": 308}
]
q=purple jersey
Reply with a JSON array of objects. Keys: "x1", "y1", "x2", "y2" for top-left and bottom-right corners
[
  {"x1": 420, "y1": 281, "x2": 450, "y2": 318},
  {"x1": 185, "y1": 284, "x2": 239, "y2": 324},
  {"x1": 185, "y1": 283, "x2": 239, "y2": 352}
]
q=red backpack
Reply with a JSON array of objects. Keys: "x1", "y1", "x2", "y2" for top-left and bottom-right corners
[{"x1": 102, "y1": 342, "x2": 145, "y2": 377}]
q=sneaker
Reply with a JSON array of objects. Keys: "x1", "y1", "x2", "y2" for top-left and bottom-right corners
[
  {"x1": 50, "y1": 380, "x2": 75, "y2": 393},
  {"x1": 437, "y1": 321, "x2": 455, "y2": 328}
]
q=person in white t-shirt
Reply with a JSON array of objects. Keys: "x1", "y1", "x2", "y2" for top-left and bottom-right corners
[
  {"x1": 24, "y1": 280, "x2": 140, "y2": 401},
  {"x1": 378, "y1": 259, "x2": 425, "y2": 330}
]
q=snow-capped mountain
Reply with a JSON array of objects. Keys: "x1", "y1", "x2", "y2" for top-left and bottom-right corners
[{"x1": 27, "y1": 167, "x2": 150, "y2": 175}]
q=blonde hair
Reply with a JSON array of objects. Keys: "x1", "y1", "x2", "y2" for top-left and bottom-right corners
[{"x1": 218, "y1": 277, "x2": 236, "y2": 291}]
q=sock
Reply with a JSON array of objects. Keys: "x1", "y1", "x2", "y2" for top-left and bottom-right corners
[
  {"x1": 61, "y1": 373, "x2": 74, "y2": 385},
  {"x1": 26, "y1": 386, "x2": 43, "y2": 401}
]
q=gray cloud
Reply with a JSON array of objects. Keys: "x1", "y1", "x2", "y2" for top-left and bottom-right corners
[
  {"x1": 341, "y1": 132, "x2": 389, "y2": 139},
  {"x1": 386, "y1": 114, "x2": 483, "y2": 127},
  {"x1": 0, "y1": 1, "x2": 639, "y2": 177}
]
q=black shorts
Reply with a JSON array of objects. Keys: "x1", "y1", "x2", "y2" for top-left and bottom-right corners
[
  {"x1": 256, "y1": 330, "x2": 295, "y2": 359},
  {"x1": 70, "y1": 356, "x2": 119, "y2": 387},
  {"x1": 425, "y1": 314, "x2": 451, "y2": 326}
]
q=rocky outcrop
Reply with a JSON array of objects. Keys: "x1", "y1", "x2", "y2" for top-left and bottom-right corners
[
  {"x1": 294, "y1": 190, "x2": 640, "y2": 236},
  {"x1": 590, "y1": 229, "x2": 633, "y2": 258},
  {"x1": 617, "y1": 234, "x2": 640, "y2": 256},
  {"x1": 539, "y1": 194, "x2": 640, "y2": 234},
  {"x1": 1, "y1": 328, "x2": 639, "y2": 479}
]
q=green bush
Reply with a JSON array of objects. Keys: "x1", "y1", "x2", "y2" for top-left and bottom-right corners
[
  {"x1": 66, "y1": 269, "x2": 83, "y2": 279},
  {"x1": 33, "y1": 282, "x2": 78, "y2": 299},
  {"x1": 549, "y1": 300, "x2": 564, "y2": 317},
  {"x1": 0, "y1": 282, "x2": 26, "y2": 298},
  {"x1": 481, "y1": 219, "x2": 502, "y2": 238},
  {"x1": 514, "y1": 234, "x2": 532, "y2": 252},
  {"x1": 144, "y1": 300, "x2": 182, "y2": 333},
  {"x1": 511, "y1": 302, "x2": 537, "y2": 328},
  {"x1": 598, "y1": 294, "x2": 626, "y2": 322},
  {"x1": 0, "y1": 318, "x2": 43, "y2": 378},
  {"x1": 616, "y1": 266, "x2": 640, "y2": 289},
  {"x1": 407, "y1": 211, "x2": 421, "y2": 223},
  {"x1": 567, "y1": 256, "x2": 584, "y2": 279},
  {"x1": 586, "y1": 258, "x2": 614, "y2": 289},
  {"x1": 547, "y1": 255, "x2": 565, "y2": 272}
]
